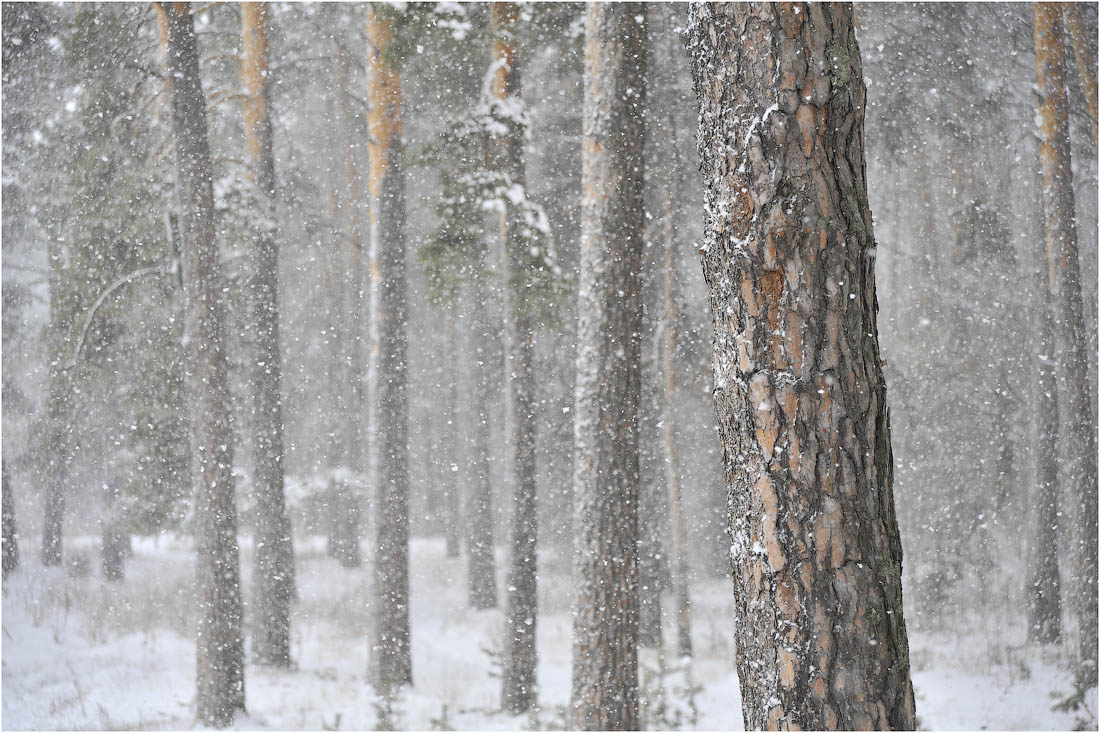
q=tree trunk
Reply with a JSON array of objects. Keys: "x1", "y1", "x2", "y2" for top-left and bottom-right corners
[
  {"x1": 444, "y1": 311, "x2": 461, "y2": 559},
  {"x1": 159, "y1": 2, "x2": 246, "y2": 725},
  {"x1": 465, "y1": 284, "x2": 498, "y2": 609},
  {"x1": 1028, "y1": 280, "x2": 1062, "y2": 644},
  {"x1": 322, "y1": 94, "x2": 348, "y2": 562},
  {"x1": 637, "y1": 369, "x2": 666, "y2": 649},
  {"x1": 330, "y1": 40, "x2": 365, "y2": 570},
  {"x1": 241, "y1": 0, "x2": 296, "y2": 667},
  {"x1": 686, "y1": 4, "x2": 916, "y2": 729},
  {"x1": 3, "y1": 460, "x2": 19, "y2": 578},
  {"x1": 659, "y1": 121, "x2": 692, "y2": 661},
  {"x1": 570, "y1": 4, "x2": 646, "y2": 729},
  {"x1": 366, "y1": 5, "x2": 411, "y2": 693},
  {"x1": 1033, "y1": 3, "x2": 1099, "y2": 692},
  {"x1": 1063, "y1": 3, "x2": 1098, "y2": 145},
  {"x1": 101, "y1": 488, "x2": 125, "y2": 582},
  {"x1": 41, "y1": 234, "x2": 68, "y2": 568},
  {"x1": 490, "y1": 2, "x2": 540, "y2": 716}
]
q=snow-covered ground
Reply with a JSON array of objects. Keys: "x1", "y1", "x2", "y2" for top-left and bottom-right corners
[{"x1": 2, "y1": 536, "x2": 1093, "y2": 730}]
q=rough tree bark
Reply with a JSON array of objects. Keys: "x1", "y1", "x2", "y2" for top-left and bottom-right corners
[
  {"x1": 366, "y1": 4, "x2": 412, "y2": 693},
  {"x1": 1062, "y1": 3, "x2": 1098, "y2": 145},
  {"x1": 465, "y1": 284, "x2": 498, "y2": 609},
  {"x1": 3, "y1": 460, "x2": 18, "y2": 578},
  {"x1": 491, "y1": 1, "x2": 540, "y2": 716},
  {"x1": 1033, "y1": 2, "x2": 1099, "y2": 693},
  {"x1": 241, "y1": 0, "x2": 296, "y2": 667},
  {"x1": 658, "y1": 117, "x2": 693, "y2": 660},
  {"x1": 570, "y1": 3, "x2": 646, "y2": 729},
  {"x1": 686, "y1": 4, "x2": 916, "y2": 729},
  {"x1": 159, "y1": 2, "x2": 246, "y2": 726}
]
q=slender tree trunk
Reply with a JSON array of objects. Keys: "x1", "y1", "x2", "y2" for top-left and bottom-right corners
[
  {"x1": 444, "y1": 311, "x2": 461, "y2": 559},
  {"x1": 1028, "y1": 281, "x2": 1062, "y2": 644},
  {"x1": 465, "y1": 284, "x2": 498, "y2": 609},
  {"x1": 659, "y1": 159, "x2": 692, "y2": 660},
  {"x1": 159, "y1": 3, "x2": 246, "y2": 725},
  {"x1": 1063, "y1": 3, "x2": 1098, "y2": 145},
  {"x1": 489, "y1": 2, "x2": 540, "y2": 715},
  {"x1": 331, "y1": 41, "x2": 364, "y2": 569},
  {"x1": 241, "y1": 0, "x2": 295, "y2": 667},
  {"x1": 570, "y1": 4, "x2": 646, "y2": 729},
  {"x1": 1033, "y1": 3, "x2": 1099, "y2": 692},
  {"x1": 322, "y1": 96, "x2": 348, "y2": 561},
  {"x1": 637, "y1": 376, "x2": 665, "y2": 649},
  {"x1": 687, "y1": 4, "x2": 916, "y2": 729},
  {"x1": 101, "y1": 489, "x2": 125, "y2": 582},
  {"x1": 41, "y1": 235, "x2": 68, "y2": 568},
  {"x1": 3, "y1": 460, "x2": 19, "y2": 578},
  {"x1": 366, "y1": 5, "x2": 411, "y2": 693}
]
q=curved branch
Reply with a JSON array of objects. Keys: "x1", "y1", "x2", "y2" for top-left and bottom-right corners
[{"x1": 66, "y1": 265, "x2": 170, "y2": 369}]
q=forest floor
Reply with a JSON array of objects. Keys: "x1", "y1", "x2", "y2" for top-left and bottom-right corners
[{"x1": 2, "y1": 535, "x2": 1094, "y2": 731}]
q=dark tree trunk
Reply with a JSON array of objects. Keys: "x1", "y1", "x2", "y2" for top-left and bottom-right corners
[
  {"x1": 241, "y1": 1, "x2": 296, "y2": 667},
  {"x1": 687, "y1": 4, "x2": 916, "y2": 729},
  {"x1": 465, "y1": 285, "x2": 498, "y2": 609},
  {"x1": 490, "y1": 2, "x2": 541, "y2": 716},
  {"x1": 570, "y1": 4, "x2": 647, "y2": 729},
  {"x1": 1033, "y1": 3, "x2": 1099, "y2": 692},
  {"x1": 3, "y1": 460, "x2": 19, "y2": 578},
  {"x1": 366, "y1": 5, "x2": 412, "y2": 693},
  {"x1": 159, "y1": 2, "x2": 246, "y2": 725}
]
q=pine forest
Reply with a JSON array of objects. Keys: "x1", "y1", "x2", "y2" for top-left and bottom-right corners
[{"x1": 1, "y1": 2, "x2": 1097, "y2": 730}]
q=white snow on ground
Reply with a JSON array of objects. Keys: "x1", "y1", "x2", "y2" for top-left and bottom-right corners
[{"x1": 1, "y1": 536, "x2": 1093, "y2": 730}]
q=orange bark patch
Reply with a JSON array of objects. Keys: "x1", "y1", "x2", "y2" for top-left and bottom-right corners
[
  {"x1": 778, "y1": 647, "x2": 798, "y2": 688},
  {"x1": 796, "y1": 104, "x2": 816, "y2": 157},
  {"x1": 742, "y1": 278, "x2": 761, "y2": 318},
  {"x1": 367, "y1": 8, "x2": 404, "y2": 200},
  {"x1": 766, "y1": 705, "x2": 786, "y2": 731},
  {"x1": 763, "y1": 513, "x2": 786, "y2": 573}
]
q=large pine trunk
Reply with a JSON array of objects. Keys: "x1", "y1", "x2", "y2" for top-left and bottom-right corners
[
  {"x1": 465, "y1": 285, "x2": 498, "y2": 609},
  {"x1": 570, "y1": 4, "x2": 646, "y2": 729},
  {"x1": 241, "y1": 1, "x2": 296, "y2": 667},
  {"x1": 159, "y1": 2, "x2": 246, "y2": 726},
  {"x1": 1032, "y1": 3, "x2": 1099, "y2": 692},
  {"x1": 686, "y1": 4, "x2": 916, "y2": 729},
  {"x1": 366, "y1": 5, "x2": 412, "y2": 693},
  {"x1": 491, "y1": 2, "x2": 540, "y2": 715}
]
